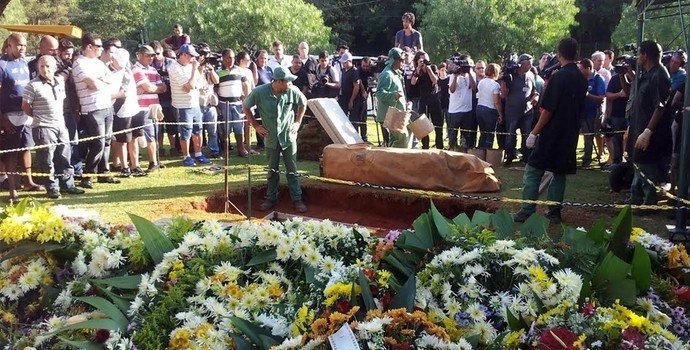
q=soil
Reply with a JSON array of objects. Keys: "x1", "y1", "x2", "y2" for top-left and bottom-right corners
[{"x1": 204, "y1": 181, "x2": 502, "y2": 233}]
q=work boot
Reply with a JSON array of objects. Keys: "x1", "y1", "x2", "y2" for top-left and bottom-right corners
[
  {"x1": 259, "y1": 199, "x2": 277, "y2": 211},
  {"x1": 294, "y1": 200, "x2": 308, "y2": 213}
]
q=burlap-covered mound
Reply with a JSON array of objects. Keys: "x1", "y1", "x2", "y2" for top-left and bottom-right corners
[{"x1": 322, "y1": 144, "x2": 501, "y2": 193}]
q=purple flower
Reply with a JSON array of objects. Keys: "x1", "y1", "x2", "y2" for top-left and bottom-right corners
[{"x1": 384, "y1": 230, "x2": 402, "y2": 243}]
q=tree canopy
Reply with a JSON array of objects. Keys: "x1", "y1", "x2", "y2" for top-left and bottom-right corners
[
  {"x1": 611, "y1": 3, "x2": 687, "y2": 52},
  {"x1": 416, "y1": 0, "x2": 580, "y2": 63}
]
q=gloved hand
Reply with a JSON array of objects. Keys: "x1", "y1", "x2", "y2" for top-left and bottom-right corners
[
  {"x1": 526, "y1": 133, "x2": 537, "y2": 149},
  {"x1": 635, "y1": 128, "x2": 653, "y2": 151}
]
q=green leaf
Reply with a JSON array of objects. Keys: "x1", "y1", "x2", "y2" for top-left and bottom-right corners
[
  {"x1": 464, "y1": 334, "x2": 481, "y2": 348},
  {"x1": 408, "y1": 213, "x2": 435, "y2": 250},
  {"x1": 246, "y1": 249, "x2": 277, "y2": 266},
  {"x1": 491, "y1": 209, "x2": 515, "y2": 239},
  {"x1": 0, "y1": 242, "x2": 65, "y2": 262},
  {"x1": 430, "y1": 201, "x2": 453, "y2": 240},
  {"x1": 506, "y1": 307, "x2": 525, "y2": 331},
  {"x1": 586, "y1": 217, "x2": 608, "y2": 245},
  {"x1": 96, "y1": 288, "x2": 133, "y2": 313},
  {"x1": 452, "y1": 213, "x2": 472, "y2": 230},
  {"x1": 383, "y1": 250, "x2": 417, "y2": 279},
  {"x1": 57, "y1": 338, "x2": 105, "y2": 350},
  {"x1": 304, "y1": 264, "x2": 316, "y2": 284},
  {"x1": 230, "y1": 316, "x2": 273, "y2": 347},
  {"x1": 631, "y1": 243, "x2": 652, "y2": 293},
  {"x1": 54, "y1": 318, "x2": 122, "y2": 333},
  {"x1": 471, "y1": 210, "x2": 492, "y2": 227},
  {"x1": 518, "y1": 213, "x2": 548, "y2": 239},
  {"x1": 229, "y1": 334, "x2": 255, "y2": 350},
  {"x1": 75, "y1": 296, "x2": 128, "y2": 330},
  {"x1": 129, "y1": 213, "x2": 174, "y2": 265},
  {"x1": 609, "y1": 205, "x2": 632, "y2": 260},
  {"x1": 359, "y1": 270, "x2": 376, "y2": 312},
  {"x1": 259, "y1": 334, "x2": 281, "y2": 347},
  {"x1": 593, "y1": 252, "x2": 631, "y2": 285},
  {"x1": 91, "y1": 275, "x2": 141, "y2": 289},
  {"x1": 388, "y1": 275, "x2": 416, "y2": 312},
  {"x1": 605, "y1": 279, "x2": 637, "y2": 306}
]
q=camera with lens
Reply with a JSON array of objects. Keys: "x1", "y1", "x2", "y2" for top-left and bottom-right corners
[
  {"x1": 539, "y1": 53, "x2": 560, "y2": 81},
  {"x1": 448, "y1": 54, "x2": 472, "y2": 74},
  {"x1": 623, "y1": 43, "x2": 637, "y2": 52},
  {"x1": 499, "y1": 53, "x2": 519, "y2": 84},
  {"x1": 320, "y1": 75, "x2": 330, "y2": 85},
  {"x1": 421, "y1": 59, "x2": 432, "y2": 66},
  {"x1": 195, "y1": 44, "x2": 221, "y2": 70},
  {"x1": 613, "y1": 54, "x2": 636, "y2": 75}
]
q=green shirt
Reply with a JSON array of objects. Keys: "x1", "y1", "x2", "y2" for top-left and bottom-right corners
[
  {"x1": 375, "y1": 64, "x2": 406, "y2": 123},
  {"x1": 244, "y1": 83, "x2": 307, "y2": 149}
]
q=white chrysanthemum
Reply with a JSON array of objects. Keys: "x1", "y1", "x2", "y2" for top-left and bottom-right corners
[
  {"x1": 257, "y1": 313, "x2": 290, "y2": 336},
  {"x1": 472, "y1": 321, "x2": 498, "y2": 344},
  {"x1": 54, "y1": 286, "x2": 73, "y2": 310},
  {"x1": 304, "y1": 250, "x2": 321, "y2": 267},
  {"x1": 274, "y1": 335, "x2": 303, "y2": 349},
  {"x1": 18, "y1": 272, "x2": 40, "y2": 293},
  {"x1": 72, "y1": 250, "x2": 88, "y2": 276},
  {"x1": 214, "y1": 262, "x2": 244, "y2": 281},
  {"x1": 466, "y1": 302, "x2": 487, "y2": 322},
  {"x1": 128, "y1": 296, "x2": 144, "y2": 316},
  {"x1": 275, "y1": 242, "x2": 292, "y2": 261},
  {"x1": 463, "y1": 263, "x2": 487, "y2": 277}
]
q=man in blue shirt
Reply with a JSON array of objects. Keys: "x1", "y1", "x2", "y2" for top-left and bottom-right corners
[{"x1": 578, "y1": 58, "x2": 606, "y2": 168}]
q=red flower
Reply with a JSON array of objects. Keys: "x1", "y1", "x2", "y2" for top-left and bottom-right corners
[
  {"x1": 674, "y1": 285, "x2": 690, "y2": 300},
  {"x1": 94, "y1": 329, "x2": 110, "y2": 343},
  {"x1": 336, "y1": 299, "x2": 352, "y2": 313},
  {"x1": 579, "y1": 302, "x2": 596, "y2": 316},
  {"x1": 539, "y1": 328, "x2": 580, "y2": 350},
  {"x1": 362, "y1": 269, "x2": 375, "y2": 281},
  {"x1": 369, "y1": 285, "x2": 379, "y2": 296},
  {"x1": 380, "y1": 293, "x2": 392, "y2": 308},
  {"x1": 621, "y1": 328, "x2": 645, "y2": 349}
]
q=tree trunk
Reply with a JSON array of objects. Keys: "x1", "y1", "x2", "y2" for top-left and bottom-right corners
[{"x1": 0, "y1": 0, "x2": 12, "y2": 18}]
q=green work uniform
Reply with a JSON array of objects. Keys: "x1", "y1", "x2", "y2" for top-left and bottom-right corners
[{"x1": 376, "y1": 64, "x2": 409, "y2": 148}]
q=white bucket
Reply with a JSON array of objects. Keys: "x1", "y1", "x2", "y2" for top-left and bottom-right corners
[{"x1": 409, "y1": 114, "x2": 434, "y2": 139}]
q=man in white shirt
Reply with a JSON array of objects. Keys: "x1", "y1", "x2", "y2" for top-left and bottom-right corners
[
  {"x1": 71, "y1": 32, "x2": 120, "y2": 188},
  {"x1": 266, "y1": 40, "x2": 291, "y2": 71},
  {"x1": 168, "y1": 44, "x2": 212, "y2": 166}
]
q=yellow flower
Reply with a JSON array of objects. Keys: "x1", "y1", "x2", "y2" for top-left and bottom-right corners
[
  {"x1": 377, "y1": 270, "x2": 392, "y2": 287},
  {"x1": 170, "y1": 328, "x2": 192, "y2": 349},
  {"x1": 503, "y1": 329, "x2": 525, "y2": 347}
]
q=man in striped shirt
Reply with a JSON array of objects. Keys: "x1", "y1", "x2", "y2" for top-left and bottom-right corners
[
  {"x1": 22, "y1": 55, "x2": 85, "y2": 198},
  {"x1": 217, "y1": 48, "x2": 250, "y2": 157},
  {"x1": 132, "y1": 45, "x2": 167, "y2": 172},
  {"x1": 71, "y1": 32, "x2": 120, "y2": 188},
  {"x1": 168, "y1": 44, "x2": 211, "y2": 166}
]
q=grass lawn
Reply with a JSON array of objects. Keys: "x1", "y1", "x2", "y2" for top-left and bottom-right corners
[{"x1": 17, "y1": 116, "x2": 680, "y2": 237}]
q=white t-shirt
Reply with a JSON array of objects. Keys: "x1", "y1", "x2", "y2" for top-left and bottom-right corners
[
  {"x1": 111, "y1": 68, "x2": 139, "y2": 118},
  {"x1": 72, "y1": 56, "x2": 113, "y2": 113},
  {"x1": 448, "y1": 73, "x2": 474, "y2": 113},
  {"x1": 477, "y1": 78, "x2": 501, "y2": 109}
]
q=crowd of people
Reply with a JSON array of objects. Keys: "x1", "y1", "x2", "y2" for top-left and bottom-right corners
[{"x1": 0, "y1": 14, "x2": 686, "y2": 220}]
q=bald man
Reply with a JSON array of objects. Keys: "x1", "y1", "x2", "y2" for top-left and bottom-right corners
[
  {"x1": 0, "y1": 33, "x2": 44, "y2": 202},
  {"x1": 28, "y1": 35, "x2": 59, "y2": 79}
]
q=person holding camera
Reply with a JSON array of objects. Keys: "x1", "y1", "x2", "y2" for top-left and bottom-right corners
[
  {"x1": 604, "y1": 60, "x2": 630, "y2": 165},
  {"x1": 410, "y1": 51, "x2": 443, "y2": 149},
  {"x1": 577, "y1": 58, "x2": 606, "y2": 168},
  {"x1": 447, "y1": 55, "x2": 476, "y2": 151},
  {"x1": 500, "y1": 53, "x2": 538, "y2": 165},
  {"x1": 310, "y1": 51, "x2": 340, "y2": 99}
]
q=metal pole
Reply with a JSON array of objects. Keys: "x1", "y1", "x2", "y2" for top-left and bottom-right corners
[
  {"x1": 672, "y1": 0, "x2": 690, "y2": 237},
  {"x1": 224, "y1": 102, "x2": 230, "y2": 213}
]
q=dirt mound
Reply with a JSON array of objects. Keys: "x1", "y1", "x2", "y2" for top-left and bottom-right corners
[{"x1": 296, "y1": 118, "x2": 333, "y2": 161}]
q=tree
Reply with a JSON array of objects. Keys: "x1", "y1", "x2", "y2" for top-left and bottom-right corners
[
  {"x1": 69, "y1": 0, "x2": 143, "y2": 44},
  {"x1": 611, "y1": 3, "x2": 687, "y2": 52},
  {"x1": 0, "y1": 0, "x2": 27, "y2": 39},
  {"x1": 0, "y1": 0, "x2": 12, "y2": 19},
  {"x1": 416, "y1": 0, "x2": 579, "y2": 63},
  {"x1": 570, "y1": 0, "x2": 627, "y2": 56},
  {"x1": 141, "y1": 0, "x2": 331, "y2": 55}
]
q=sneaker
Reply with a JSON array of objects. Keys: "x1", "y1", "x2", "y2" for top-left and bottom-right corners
[
  {"x1": 513, "y1": 210, "x2": 532, "y2": 223},
  {"x1": 259, "y1": 199, "x2": 277, "y2": 211},
  {"x1": 97, "y1": 176, "x2": 121, "y2": 184},
  {"x1": 195, "y1": 155, "x2": 212, "y2": 164},
  {"x1": 146, "y1": 162, "x2": 160, "y2": 173},
  {"x1": 118, "y1": 168, "x2": 132, "y2": 178},
  {"x1": 62, "y1": 186, "x2": 85, "y2": 195},
  {"x1": 132, "y1": 167, "x2": 149, "y2": 177},
  {"x1": 545, "y1": 209, "x2": 562, "y2": 224},
  {"x1": 46, "y1": 189, "x2": 61, "y2": 199},
  {"x1": 294, "y1": 200, "x2": 308, "y2": 213},
  {"x1": 183, "y1": 156, "x2": 196, "y2": 167},
  {"x1": 209, "y1": 153, "x2": 223, "y2": 159},
  {"x1": 80, "y1": 178, "x2": 94, "y2": 189}
]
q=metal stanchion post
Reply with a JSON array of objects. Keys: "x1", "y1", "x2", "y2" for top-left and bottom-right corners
[{"x1": 224, "y1": 101, "x2": 230, "y2": 213}]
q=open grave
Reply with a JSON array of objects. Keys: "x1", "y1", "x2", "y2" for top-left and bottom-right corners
[{"x1": 205, "y1": 182, "x2": 499, "y2": 233}]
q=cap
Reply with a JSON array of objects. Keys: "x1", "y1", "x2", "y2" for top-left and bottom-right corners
[
  {"x1": 179, "y1": 44, "x2": 199, "y2": 57},
  {"x1": 386, "y1": 47, "x2": 404, "y2": 65},
  {"x1": 518, "y1": 54, "x2": 533, "y2": 63},
  {"x1": 137, "y1": 45, "x2": 155, "y2": 55},
  {"x1": 273, "y1": 66, "x2": 297, "y2": 82},
  {"x1": 339, "y1": 52, "x2": 353, "y2": 63}
]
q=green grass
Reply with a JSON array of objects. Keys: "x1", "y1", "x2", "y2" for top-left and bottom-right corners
[{"x1": 16, "y1": 116, "x2": 676, "y2": 237}]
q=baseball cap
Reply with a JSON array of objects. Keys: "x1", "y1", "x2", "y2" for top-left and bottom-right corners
[
  {"x1": 179, "y1": 44, "x2": 199, "y2": 57},
  {"x1": 111, "y1": 48, "x2": 130, "y2": 66},
  {"x1": 386, "y1": 47, "x2": 404, "y2": 65},
  {"x1": 339, "y1": 52, "x2": 353, "y2": 63},
  {"x1": 273, "y1": 66, "x2": 297, "y2": 82},
  {"x1": 137, "y1": 45, "x2": 155, "y2": 55},
  {"x1": 518, "y1": 54, "x2": 533, "y2": 63}
]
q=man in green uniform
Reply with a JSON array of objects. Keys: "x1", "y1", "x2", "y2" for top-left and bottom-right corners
[
  {"x1": 243, "y1": 67, "x2": 308, "y2": 213},
  {"x1": 376, "y1": 47, "x2": 409, "y2": 148}
]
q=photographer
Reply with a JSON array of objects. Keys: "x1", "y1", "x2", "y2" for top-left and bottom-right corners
[
  {"x1": 500, "y1": 53, "x2": 538, "y2": 165},
  {"x1": 605, "y1": 58, "x2": 631, "y2": 165},
  {"x1": 195, "y1": 43, "x2": 220, "y2": 159},
  {"x1": 447, "y1": 54, "x2": 475, "y2": 151},
  {"x1": 577, "y1": 58, "x2": 606, "y2": 168},
  {"x1": 310, "y1": 51, "x2": 340, "y2": 99},
  {"x1": 411, "y1": 51, "x2": 443, "y2": 149}
]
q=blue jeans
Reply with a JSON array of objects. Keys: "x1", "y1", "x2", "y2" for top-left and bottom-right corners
[
  {"x1": 265, "y1": 143, "x2": 302, "y2": 202},
  {"x1": 177, "y1": 106, "x2": 202, "y2": 141},
  {"x1": 476, "y1": 105, "x2": 498, "y2": 148},
  {"x1": 519, "y1": 163, "x2": 567, "y2": 215},
  {"x1": 201, "y1": 105, "x2": 219, "y2": 154},
  {"x1": 505, "y1": 110, "x2": 533, "y2": 159},
  {"x1": 447, "y1": 111, "x2": 472, "y2": 149},
  {"x1": 82, "y1": 107, "x2": 113, "y2": 175},
  {"x1": 580, "y1": 117, "x2": 598, "y2": 164}
]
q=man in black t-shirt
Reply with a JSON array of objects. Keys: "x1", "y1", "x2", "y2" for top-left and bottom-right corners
[
  {"x1": 604, "y1": 72, "x2": 629, "y2": 164},
  {"x1": 338, "y1": 52, "x2": 366, "y2": 141}
]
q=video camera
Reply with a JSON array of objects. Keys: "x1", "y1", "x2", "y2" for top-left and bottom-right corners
[
  {"x1": 499, "y1": 52, "x2": 520, "y2": 84},
  {"x1": 613, "y1": 44, "x2": 638, "y2": 75},
  {"x1": 448, "y1": 53, "x2": 472, "y2": 74},
  {"x1": 242, "y1": 43, "x2": 258, "y2": 60},
  {"x1": 195, "y1": 44, "x2": 221, "y2": 70},
  {"x1": 540, "y1": 53, "x2": 560, "y2": 81}
]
